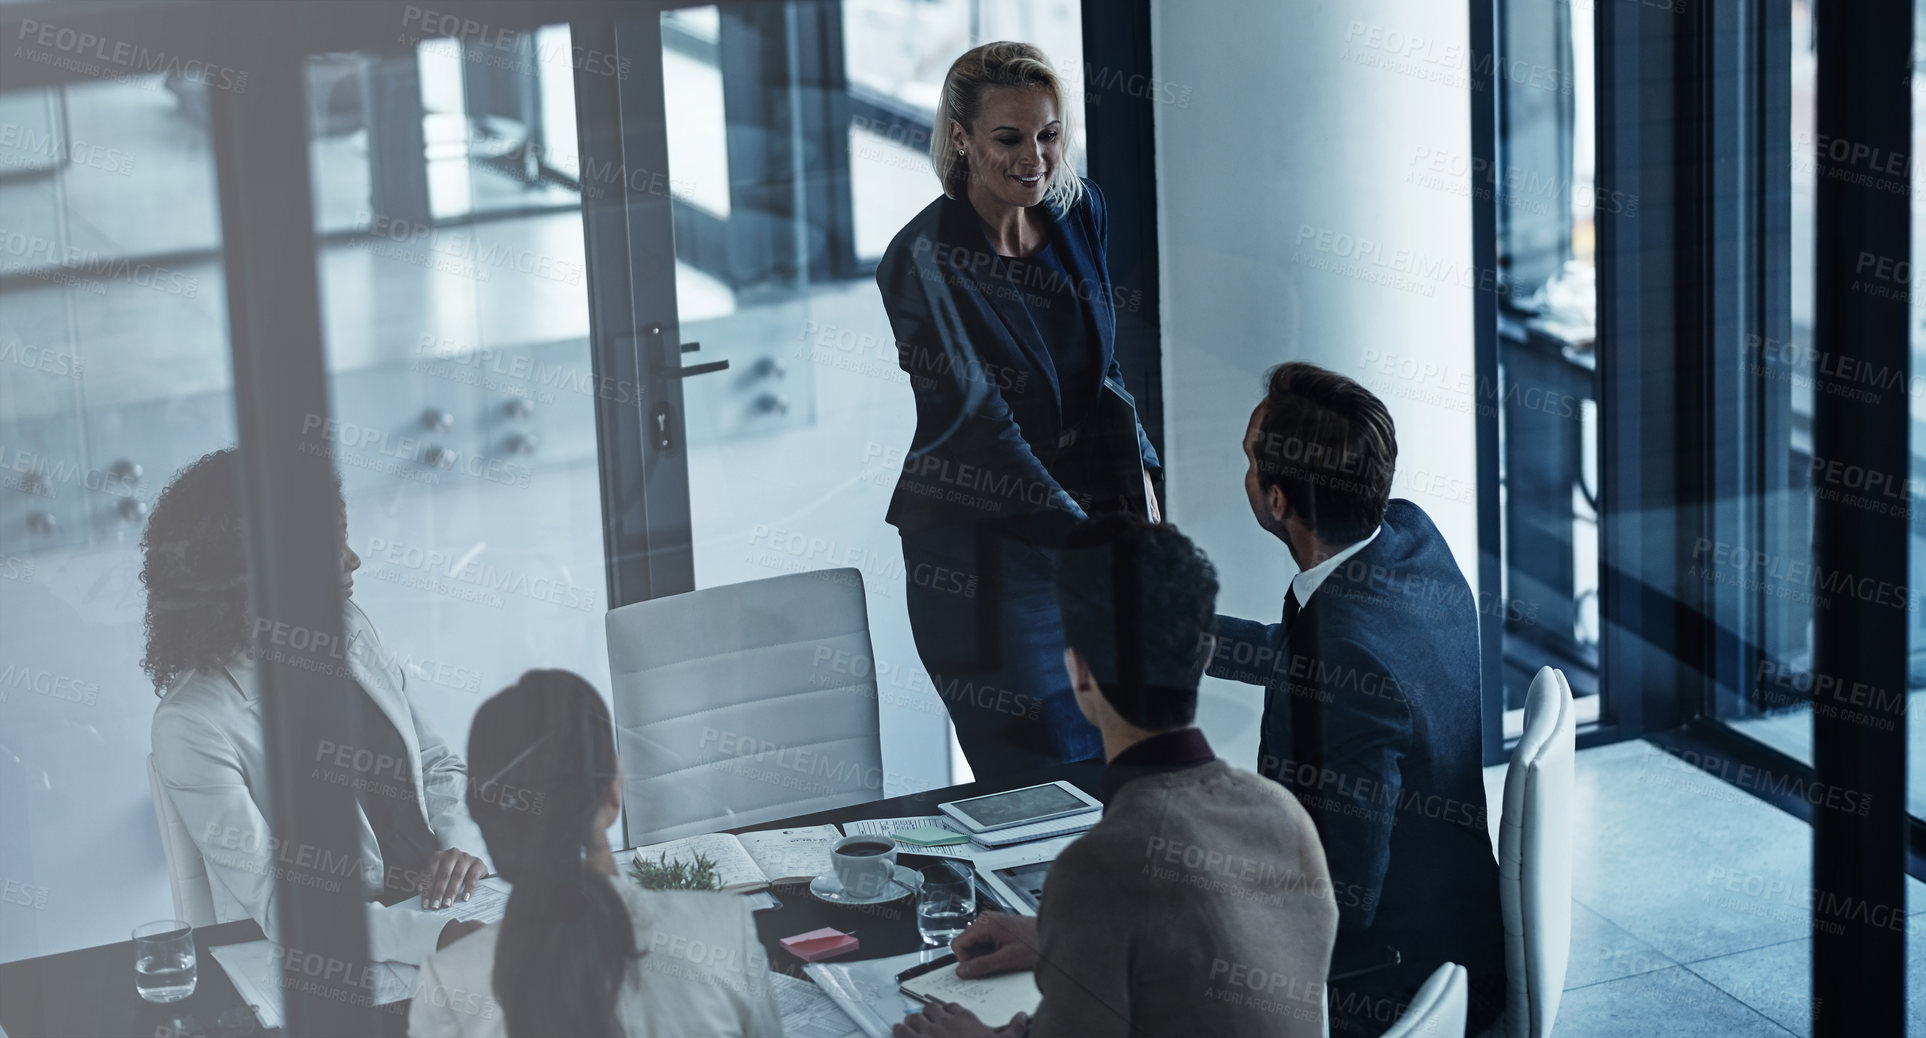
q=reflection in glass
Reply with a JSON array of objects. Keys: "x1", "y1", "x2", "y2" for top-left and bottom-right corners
[
  {"x1": 0, "y1": 74, "x2": 234, "y2": 963},
  {"x1": 304, "y1": 33, "x2": 609, "y2": 775}
]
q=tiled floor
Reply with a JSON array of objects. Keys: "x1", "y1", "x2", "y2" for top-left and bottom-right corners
[{"x1": 1481, "y1": 740, "x2": 1926, "y2": 1037}]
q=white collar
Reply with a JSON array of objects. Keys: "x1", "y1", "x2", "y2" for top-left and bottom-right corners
[{"x1": 1289, "y1": 526, "x2": 1382, "y2": 609}]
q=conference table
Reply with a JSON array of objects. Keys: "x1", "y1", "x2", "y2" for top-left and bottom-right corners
[{"x1": 0, "y1": 761, "x2": 1104, "y2": 1038}]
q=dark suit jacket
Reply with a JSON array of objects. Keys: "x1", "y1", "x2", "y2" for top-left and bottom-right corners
[
  {"x1": 1210, "y1": 499, "x2": 1504, "y2": 1034},
  {"x1": 873, "y1": 177, "x2": 1159, "y2": 542}
]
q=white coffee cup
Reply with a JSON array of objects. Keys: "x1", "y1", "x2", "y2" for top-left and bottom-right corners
[{"x1": 830, "y1": 835, "x2": 898, "y2": 898}]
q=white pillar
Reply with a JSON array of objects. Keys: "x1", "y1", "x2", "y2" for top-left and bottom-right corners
[{"x1": 1155, "y1": 0, "x2": 1479, "y2": 760}]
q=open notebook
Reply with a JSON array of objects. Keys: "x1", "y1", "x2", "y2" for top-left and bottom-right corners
[
  {"x1": 630, "y1": 824, "x2": 843, "y2": 893},
  {"x1": 901, "y1": 958, "x2": 1041, "y2": 1026}
]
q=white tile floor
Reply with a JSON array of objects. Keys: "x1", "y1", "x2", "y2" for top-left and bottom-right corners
[{"x1": 1481, "y1": 740, "x2": 1926, "y2": 1037}]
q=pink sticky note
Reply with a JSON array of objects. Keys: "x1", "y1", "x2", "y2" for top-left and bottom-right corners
[{"x1": 780, "y1": 927, "x2": 859, "y2": 962}]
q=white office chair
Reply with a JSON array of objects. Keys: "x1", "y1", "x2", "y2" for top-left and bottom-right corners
[
  {"x1": 1381, "y1": 962, "x2": 1469, "y2": 1038},
  {"x1": 607, "y1": 568, "x2": 886, "y2": 847},
  {"x1": 1495, "y1": 666, "x2": 1576, "y2": 1038},
  {"x1": 146, "y1": 754, "x2": 217, "y2": 927}
]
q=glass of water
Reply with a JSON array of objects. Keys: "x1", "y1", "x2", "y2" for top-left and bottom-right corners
[
  {"x1": 916, "y1": 862, "x2": 977, "y2": 947},
  {"x1": 133, "y1": 920, "x2": 197, "y2": 1003}
]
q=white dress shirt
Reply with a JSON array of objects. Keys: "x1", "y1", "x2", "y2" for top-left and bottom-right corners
[{"x1": 1288, "y1": 525, "x2": 1383, "y2": 611}]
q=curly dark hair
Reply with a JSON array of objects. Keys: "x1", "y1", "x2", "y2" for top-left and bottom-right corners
[
  {"x1": 138, "y1": 450, "x2": 260, "y2": 693},
  {"x1": 139, "y1": 450, "x2": 345, "y2": 696},
  {"x1": 141, "y1": 450, "x2": 253, "y2": 694},
  {"x1": 1052, "y1": 514, "x2": 1221, "y2": 730}
]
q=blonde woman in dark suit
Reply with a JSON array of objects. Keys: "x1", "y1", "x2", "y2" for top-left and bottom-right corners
[{"x1": 877, "y1": 42, "x2": 1162, "y2": 782}]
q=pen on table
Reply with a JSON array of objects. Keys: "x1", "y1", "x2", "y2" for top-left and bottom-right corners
[{"x1": 895, "y1": 951, "x2": 959, "y2": 983}]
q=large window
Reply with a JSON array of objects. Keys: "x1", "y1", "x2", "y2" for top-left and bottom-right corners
[
  {"x1": 1718, "y1": 0, "x2": 1925, "y2": 827},
  {"x1": 1492, "y1": 0, "x2": 1603, "y2": 740}
]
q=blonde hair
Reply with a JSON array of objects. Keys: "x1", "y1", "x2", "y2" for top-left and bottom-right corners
[{"x1": 930, "y1": 41, "x2": 1084, "y2": 211}]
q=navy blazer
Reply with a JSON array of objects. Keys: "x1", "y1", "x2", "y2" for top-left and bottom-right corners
[
  {"x1": 1210, "y1": 499, "x2": 1504, "y2": 1031},
  {"x1": 874, "y1": 177, "x2": 1160, "y2": 539}
]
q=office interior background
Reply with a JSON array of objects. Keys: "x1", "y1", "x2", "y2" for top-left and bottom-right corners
[{"x1": 0, "y1": 0, "x2": 1919, "y2": 1033}]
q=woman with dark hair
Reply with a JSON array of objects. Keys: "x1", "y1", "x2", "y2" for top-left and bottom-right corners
[
  {"x1": 409, "y1": 670, "x2": 780, "y2": 1038},
  {"x1": 146, "y1": 449, "x2": 491, "y2": 964},
  {"x1": 877, "y1": 41, "x2": 1163, "y2": 780}
]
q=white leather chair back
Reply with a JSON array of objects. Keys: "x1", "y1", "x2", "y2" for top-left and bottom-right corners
[
  {"x1": 1499, "y1": 666, "x2": 1576, "y2": 1037},
  {"x1": 607, "y1": 568, "x2": 885, "y2": 847},
  {"x1": 146, "y1": 754, "x2": 217, "y2": 927},
  {"x1": 1381, "y1": 962, "x2": 1468, "y2": 1038}
]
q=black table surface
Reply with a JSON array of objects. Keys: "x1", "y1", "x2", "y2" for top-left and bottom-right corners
[
  {"x1": 0, "y1": 761, "x2": 1103, "y2": 1038},
  {"x1": 724, "y1": 761, "x2": 1104, "y2": 981}
]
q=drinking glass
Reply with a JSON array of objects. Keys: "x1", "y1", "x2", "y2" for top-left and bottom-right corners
[
  {"x1": 916, "y1": 861, "x2": 977, "y2": 946},
  {"x1": 133, "y1": 920, "x2": 197, "y2": 1003}
]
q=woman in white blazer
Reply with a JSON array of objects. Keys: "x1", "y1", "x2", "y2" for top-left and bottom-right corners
[
  {"x1": 144, "y1": 449, "x2": 492, "y2": 964},
  {"x1": 409, "y1": 670, "x2": 781, "y2": 1038}
]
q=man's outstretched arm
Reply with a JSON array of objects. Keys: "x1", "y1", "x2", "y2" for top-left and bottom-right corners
[{"x1": 1208, "y1": 614, "x2": 1285, "y2": 685}]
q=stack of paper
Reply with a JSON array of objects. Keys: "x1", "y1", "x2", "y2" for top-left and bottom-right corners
[
  {"x1": 842, "y1": 816, "x2": 964, "y2": 842},
  {"x1": 804, "y1": 949, "x2": 940, "y2": 1038},
  {"x1": 209, "y1": 940, "x2": 415, "y2": 1030},
  {"x1": 209, "y1": 876, "x2": 513, "y2": 1031},
  {"x1": 769, "y1": 972, "x2": 864, "y2": 1038}
]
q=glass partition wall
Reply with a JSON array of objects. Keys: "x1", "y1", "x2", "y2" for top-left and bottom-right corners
[
  {"x1": 0, "y1": 0, "x2": 1124, "y2": 986},
  {"x1": 1715, "y1": 0, "x2": 1926, "y2": 829},
  {"x1": 0, "y1": 70, "x2": 238, "y2": 965},
  {"x1": 1478, "y1": 0, "x2": 1918, "y2": 1029}
]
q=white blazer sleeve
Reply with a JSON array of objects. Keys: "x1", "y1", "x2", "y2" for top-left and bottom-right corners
[
  {"x1": 151, "y1": 698, "x2": 455, "y2": 965},
  {"x1": 150, "y1": 700, "x2": 284, "y2": 937},
  {"x1": 408, "y1": 696, "x2": 488, "y2": 867}
]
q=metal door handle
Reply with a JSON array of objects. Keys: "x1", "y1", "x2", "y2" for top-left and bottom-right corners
[{"x1": 644, "y1": 325, "x2": 727, "y2": 376}]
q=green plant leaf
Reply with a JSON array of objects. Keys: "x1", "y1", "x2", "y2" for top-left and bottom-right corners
[{"x1": 626, "y1": 850, "x2": 723, "y2": 892}]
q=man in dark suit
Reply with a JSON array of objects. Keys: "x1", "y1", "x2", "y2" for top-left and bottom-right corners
[{"x1": 1209, "y1": 362, "x2": 1504, "y2": 1037}]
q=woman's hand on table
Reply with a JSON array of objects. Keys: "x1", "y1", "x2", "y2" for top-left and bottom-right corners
[
  {"x1": 950, "y1": 912, "x2": 1039, "y2": 978},
  {"x1": 420, "y1": 848, "x2": 488, "y2": 909}
]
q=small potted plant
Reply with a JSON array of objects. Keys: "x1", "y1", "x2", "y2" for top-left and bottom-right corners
[{"x1": 627, "y1": 850, "x2": 723, "y2": 892}]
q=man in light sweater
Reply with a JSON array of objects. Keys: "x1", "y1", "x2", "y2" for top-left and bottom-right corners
[{"x1": 894, "y1": 514, "x2": 1339, "y2": 1038}]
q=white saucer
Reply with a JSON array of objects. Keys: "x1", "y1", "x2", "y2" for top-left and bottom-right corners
[{"x1": 808, "y1": 865, "x2": 922, "y2": 906}]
